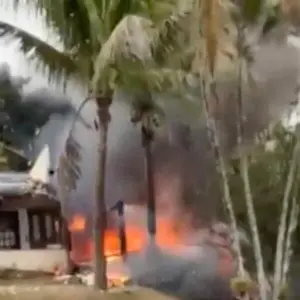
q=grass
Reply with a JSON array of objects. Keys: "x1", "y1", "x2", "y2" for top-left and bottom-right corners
[{"x1": 0, "y1": 285, "x2": 176, "y2": 300}]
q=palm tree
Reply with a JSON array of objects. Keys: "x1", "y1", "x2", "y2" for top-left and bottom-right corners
[
  {"x1": 272, "y1": 125, "x2": 300, "y2": 300},
  {"x1": 3, "y1": 0, "x2": 297, "y2": 292},
  {"x1": 90, "y1": 1, "x2": 299, "y2": 294},
  {"x1": 129, "y1": 92, "x2": 164, "y2": 242},
  {"x1": 179, "y1": 0, "x2": 246, "y2": 279},
  {"x1": 234, "y1": 17, "x2": 267, "y2": 300},
  {"x1": 182, "y1": 2, "x2": 294, "y2": 300},
  {"x1": 0, "y1": 0, "x2": 187, "y2": 289},
  {"x1": 232, "y1": 3, "x2": 300, "y2": 299}
]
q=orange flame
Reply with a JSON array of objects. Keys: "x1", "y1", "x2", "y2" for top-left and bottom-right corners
[
  {"x1": 69, "y1": 214, "x2": 86, "y2": 232},
  {"x1": 68, "y1": 210, "x2": 235, "y2": 285},
  {"x1": 69, "y1": 213, "x2": 182, "y2": 263}
]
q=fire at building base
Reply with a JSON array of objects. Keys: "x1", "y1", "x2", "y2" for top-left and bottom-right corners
[{"x1": 67, "y1": 209, "x2": 238, "y2": 300}]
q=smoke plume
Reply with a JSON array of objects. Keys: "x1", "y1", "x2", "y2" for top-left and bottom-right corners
[
  {"x1": 104, "y1": 28, "x2": 300, "y2": 225},
  {"x1": 0, "y1": 29, "x2": 299, "y2": 229}
]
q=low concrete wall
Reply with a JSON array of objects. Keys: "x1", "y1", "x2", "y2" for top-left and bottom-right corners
[{"x1": 0, "y1": 249, "x2": 67, "y2": 272}]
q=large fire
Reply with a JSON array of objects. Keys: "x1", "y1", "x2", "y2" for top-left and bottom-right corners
[
  {"x1": 67, "y1": 210, "x2": 187, "y2": 287},
  {"x1": 68, "y1": 212, "x2": 183, "y2": 263},
  {"x1": 67, "y1": 208, "x2": 235, "y2": 287}
]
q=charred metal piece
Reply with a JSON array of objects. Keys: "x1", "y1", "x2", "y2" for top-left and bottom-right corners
[{"x1": 111, "y1": 200, "x2": 127, "y2": 257}]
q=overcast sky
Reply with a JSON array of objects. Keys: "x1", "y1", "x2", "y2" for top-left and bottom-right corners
[
  {"x1": 0, "y1": 1, "x2": 138, "y2": 214},
  {"x1": 0, "y1": 1, "x2": 96, "y2": 211},
  {"x1": 0, "y1": 1, "x2": 62, "y2": 88}
]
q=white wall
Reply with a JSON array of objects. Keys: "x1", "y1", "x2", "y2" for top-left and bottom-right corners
[
  {"x1": 18, "y1": 208, "x2": 30, "y2": 250},
  {"x1": 0, "y1": 249, "x2": 67, "y2": 272},
  {"x1": 0, "y1": 209, "x2": 67, "y2": 273}
]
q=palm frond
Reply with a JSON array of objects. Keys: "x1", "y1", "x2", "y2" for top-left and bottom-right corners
[
  {"x1": 186, "y1": 0, "x2": 236, "y2": 76},
  {"x1": 151, "y1": 6, "x2": 192, "y2": 67},
  {"x1": 262, "y1": 5, "x2": 282, "y2": 36},
  {"x1": 92, "y1": 14, "x2": 155, "y2": 94},
  {"x1": 119, "y1": 67, "x2": 203, "y2": 119},
  {"x1": 120, "y1": 67, "x2": 190, "y2": 92},
  {"x1": 14, "y1": 0, "x2": 175, "y2": 80},
  {"x1": 58, "y1": 135, "x2": 82, "y2": 192},
  {"x1": 80, "y1": 0, "x2": 104, "y2": 50},
  {"x1": 149, "y1": 0, "x2": 178, "y2": 20},
  {"x1": 10, "y1": 0, "x2": 93, "y2": 78},
  {"x1": 1, "y1": 143, "x2": 26, "y2": 159},
  {"x1": 240, "y1": 0, "x2": 264, "y2": 24},
  {"x1": 0, "y1": 20, "x2": 81, "y2": 82},
  {"x1": 91, "y1": 5, "x2": 199, "y2": 94}
]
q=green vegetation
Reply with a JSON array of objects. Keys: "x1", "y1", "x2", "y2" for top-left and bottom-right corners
[{"x1": 1, "y1": 0, "x2": 300, "y2": 299}]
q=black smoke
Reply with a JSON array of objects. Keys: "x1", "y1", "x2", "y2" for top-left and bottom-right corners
[
  {"x1": 103, "y1": 27, "x2": 300, "y2": 223},
  {"x1": 127, "y1": 244, "x2": 234, "y2": 300},
  {"x1": 0, "y1": 62, "x2": 87, "y2": 167}
]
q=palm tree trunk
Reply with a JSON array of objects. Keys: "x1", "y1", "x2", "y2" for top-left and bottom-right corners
[
  {"x1": 93, "y1": 97, "x2": 112, "y2": 290},
  {"x1": 110, "y1": 200, "x2": 127, "y2": 257},
  {"x1": 240, "y1": 156, "x2": 267, "y2": 299},
  {"x1": 235, "y1": 24, "x2": 266, "y2": 298},
  {"x1": 201, "y1": 80, "x2": 245, "y2": 277},
  {"x1": 57, "y1": 157, "x2": 73, "y2": 274},
  {"x1": 272, "y1": 142, "x2": 300, "y2": 300},
  {"x1": 117, "y1": 201, "x2": 127, "y2": 258},
  {"x1": 219, "y1": 153, "x2": 245, "y2": 277},
  {"x1": 141, "y1": 118, "x2": 156, "y2": 242},
  {"x1": 282, "y1": 194, "x2": 299, "y2": 285},
  {"x1": 61, "y1": 217, "x2": 73, "y2": 273},
  {"x1": 236, "y1": 22, "x2": 267, "y2": 300}
]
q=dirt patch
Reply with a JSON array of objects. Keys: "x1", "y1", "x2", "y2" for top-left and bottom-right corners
[
  {"x1": 0, "y1": 269, "x2": 54, "y2": 286},
  {"x1": 0, "y1": 285, "x2": 177, "y2": 300}
]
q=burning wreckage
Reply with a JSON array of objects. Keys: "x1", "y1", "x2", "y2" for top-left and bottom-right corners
[
  {"x1": 60, "y1": 123, "x2": 250, "y2": 298},
  {"x1": 0, "y1": 142, "x2": 241, "y2": 300},
  {"x1": 62, "y1": 122, "x2": 244, "y2": 299},
  {"x1": 0, "y1": 146, "x2": 247, "y2": 300},
  {"x1": 67, "y1": 204, "x2": 242, "y2": 300},
  {"x1": 0, "y1": 96, "x2": 242, "y2": 300}
]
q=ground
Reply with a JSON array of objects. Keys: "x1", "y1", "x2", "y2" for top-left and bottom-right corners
[
  {"x1": 0, "y1": 285, "x2": 176, "y2": 300},
  {"x1": 0, "y1": 270, "x2": 175, "y2": 300}
]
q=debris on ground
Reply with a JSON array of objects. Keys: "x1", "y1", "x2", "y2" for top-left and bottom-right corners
[
  {"x1": 53, "y1": 270, "x2": 130, "y2": 287},
  {"x1": 0, "y1": 285, "x2": 177, "y2": 300}
]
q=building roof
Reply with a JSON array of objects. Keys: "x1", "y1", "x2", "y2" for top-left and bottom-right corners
[
  {"x1": 0, "y1": 172, "x2": 32, "y2": 196},
  {"x1": 0, "y1": 171, "x2": 57, "y2": 198}
]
